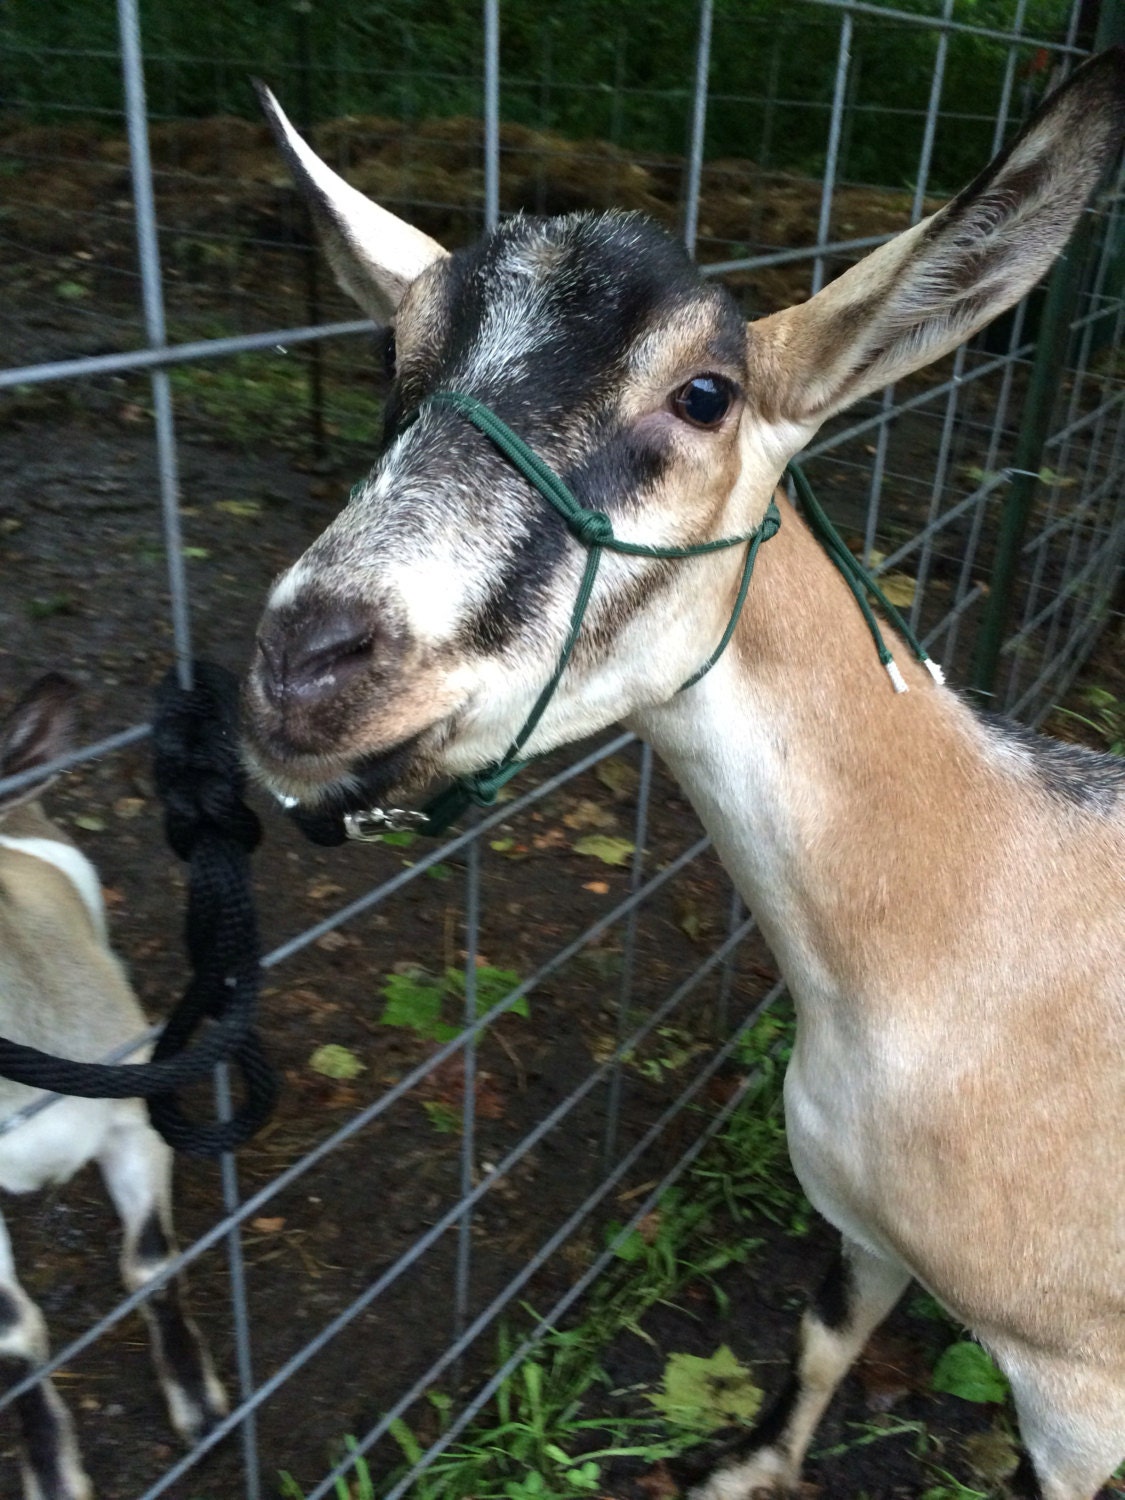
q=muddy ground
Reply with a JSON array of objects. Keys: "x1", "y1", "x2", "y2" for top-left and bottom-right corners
[{"x1": 1, "y1": 113, "x2": 1122, "y2": 1500}]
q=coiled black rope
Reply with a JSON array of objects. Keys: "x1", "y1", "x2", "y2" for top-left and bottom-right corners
[{"x1": 0, "y1": 661, "x2": 278, "y2": 1156}]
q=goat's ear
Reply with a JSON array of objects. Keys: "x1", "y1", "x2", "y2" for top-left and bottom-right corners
[
  {"x1": 751, "y1": 47, "x2": 1125, "y2": 431},
  {"x1": 255, "y1": 81, "x2": 448, "y2": 324},
  {"x1": 0, "y1": 674, "x2": 79, "y2": 811}
]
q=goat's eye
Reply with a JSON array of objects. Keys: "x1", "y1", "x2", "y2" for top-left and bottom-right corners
[
  {"x1": 382, "y1": 329, "x2": 397, "y2": 379},
  {"x1": 670, "y1": 374, "x2": 736, "y2": 429}
]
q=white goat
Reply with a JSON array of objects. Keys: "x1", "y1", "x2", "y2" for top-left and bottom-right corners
[
  {"x1": 242, "y1": 50, "x2": 1125, "y2": 1500},
  {"x1": 0, "y1": 674, "x2": 226, "y2": 1500}
]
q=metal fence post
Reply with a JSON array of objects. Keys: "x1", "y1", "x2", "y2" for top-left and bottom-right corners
[{"x1": 969, "y1": 218, "x2": 1096, "y2": 700}]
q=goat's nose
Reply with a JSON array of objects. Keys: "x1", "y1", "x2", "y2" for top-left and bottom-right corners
[{"x1": 255, "y1": 603, "x2": 375, "y2": 707}]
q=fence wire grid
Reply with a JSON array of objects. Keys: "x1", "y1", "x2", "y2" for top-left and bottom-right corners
[{"x1": 1, "y1": 0, "x2": 1124, "y2": 1496}]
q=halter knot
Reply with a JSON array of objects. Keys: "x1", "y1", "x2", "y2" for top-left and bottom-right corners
[{"x1": 572, "y1": 510, "x2": 614, "y2": 547}]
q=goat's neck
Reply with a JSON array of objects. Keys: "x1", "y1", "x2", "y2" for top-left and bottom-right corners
[{"x1": 631, "y1": 492, "x2": 993, "y2": 1015}]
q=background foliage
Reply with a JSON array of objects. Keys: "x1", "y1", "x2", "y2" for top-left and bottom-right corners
[{"x1": 2, "y1": 0, "x2": 1079, "y2": 189}]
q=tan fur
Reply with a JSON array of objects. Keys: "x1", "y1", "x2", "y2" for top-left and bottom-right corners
[{"x1": 245, "y1": 52, "x2": 1125, "y2": 1499}]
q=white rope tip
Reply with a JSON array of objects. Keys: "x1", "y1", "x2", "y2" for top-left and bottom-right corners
[
  {"x1": 924, "y1": 657, "x2": 945, "y2": 686},
  {"x1": 885, "y1": 660, "x2": 909, "y2": 694}
]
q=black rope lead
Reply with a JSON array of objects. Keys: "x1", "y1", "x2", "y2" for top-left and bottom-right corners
[{"x1": 0, "y1": 661, "x2": 278, "y2": 1156}]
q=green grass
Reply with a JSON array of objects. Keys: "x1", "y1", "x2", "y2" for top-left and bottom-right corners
[
  {"x1": 1057, "y1": 685, "x2": 1125, "y2": 755},
  {"x1": 273, "y1": 1009, "x2": 808, "y2": 1500},
  {"x1": 169, "y1": 353, "x2": 383, "y2": 451}
]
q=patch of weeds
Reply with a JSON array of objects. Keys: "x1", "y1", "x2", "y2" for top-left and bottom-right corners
[
  {"x1": 376, "y1": 1057, "x2": 808, "y2": 1498},
  {"x1": 280, "y1": 1435, "x2": 377, "y2": 1498},
  {"x1": 379, "y1": 965, "x2": 528, "y2": 1045},
  {"x1": 1058, "y1": 686, "x2": 1125, "y2": 755},
  {"x1": 26, "y1": 593, "x2": 77, "y2": 620},
  {"x1": 170, "y1": 353, "x2": 383, "y2": 450},
  {"x1": 920, "y1": 1472, "x2": 990, "y2": 1500}
]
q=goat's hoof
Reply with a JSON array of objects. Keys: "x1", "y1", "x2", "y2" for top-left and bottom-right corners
[
  {"x1": 686, "y1": 1447, "x2": 796, "y2": 1500},
  {"x1": 22, "y1": 1464, "x2": 94, "y2": 1500},
  {"x1": 168, "y1": 1369, "x2": 230, "y2": 1447}
]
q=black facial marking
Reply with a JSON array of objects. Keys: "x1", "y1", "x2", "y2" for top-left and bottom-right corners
[
  {"x1": 979, "y1": 711, "x2": 1125, "y2": 811},
  {"x1": 424, "y1": 213, "x2": 746, "y2": 437},
  {"x1": 460, "y1": 425, "x2": 676, "y2": 656}
]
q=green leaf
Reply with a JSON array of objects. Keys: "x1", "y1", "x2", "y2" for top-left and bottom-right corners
[
  {"x1": 182, "y1": 546, "x2": 210, "y2": 560},
  {"x1": 595, "y1": 756, "x2": 639, "y2": 798},
  {"x1": 573, "y1": 834, "x2": 635, "y2": 866},
  {"x1": 380, "y1": 973, "x2": 445, "y2": 1038},
  {"x1": 387, "y1": 1417, "x2": 424, "y2": 1465},
  {"x1": 73, "y1": 814, "x2": 106, "y2": 833},
  {"x1": 381, "y1": 829, "x2": 417, "y2": 848},
  {"x1": 931, "y1": 1341, "x2": 1010, "y2": 1404},
  {"x1": 647, "y1": 1346, "x2": 762, "y2": 1433},
  {"x1": 308, "y1": 1044, "x2": 365, "y2": 1080},
  {"x1": 421, "y1": 1100, "x2": 460, "y2": 1133},
  {"x1": 214, "y1": 498, "x2": 262, "y2": 517}
]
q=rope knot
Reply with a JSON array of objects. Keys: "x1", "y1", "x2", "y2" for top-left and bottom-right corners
[
  {"x1": 153, "y1": 663, "x2": 262, "y2": 860},
  {"x1": 572, "y1": 509, "x2": 613, "y2": 547}
]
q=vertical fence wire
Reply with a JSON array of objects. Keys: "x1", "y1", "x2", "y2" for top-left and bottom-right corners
[
  {"x1": 116, "y1": 0, "x2": 192, "y2": 692},
  {"x1": 682, "y1": 0, "x2": 714, "y2": 258}
]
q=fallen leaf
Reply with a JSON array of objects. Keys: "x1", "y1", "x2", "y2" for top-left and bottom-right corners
[
  {"x1": 636, "y1": 1210, "x2": 662, "y2": 1244},
  {"x1": 583, "y1": 880, "x2": 610, "y2": 895},
  {"x1": 878, "y1": 571, "x2": 916, "y2": 608},
  {"x1": 631, "y1": 1461, "x2": 680, "y2": 1500},
  {"x1": 113, "y1": 797, "x2": 145, "y2": 820},
  {"x1": 573, "y1": 834, "x2": 635, "y2": 866},
  {"x1": 857, "y1": 1331, "x2": 929, "y2": 1411},
  {"x1": 562, "y1": 798, "x2": 618, "y2": 831},
  {"x1": 677, "y1": 898, "x2": 705, "y2": 942},
  {"x1": 306, "y1": 878, "x2": 345, "y2": 902},
  {"x1": 73, "y1": 815, "x2": 106, "y2": 833},
  {"x1": 647, "y1": 1346, "x2": 762, "y2": 1433},
  {"x1": 214, "y1": 499, "x2": 262, "y2": 518},
  {"x1": 595, "y1": 756, "x2": 639, "y2": 799},
  {"x1": 315, "y1": 930, "x2": 357, "y2": 952},
  {"x1": 308, "y1": 1044, "x2": 365, "y2": 1080},
  {"x1": 250, "y1": 1216, "x2": 286, "y2": 1234},
  {"x1": 962, "y1": 1427, "x2": 1020, "y2": 1484}
]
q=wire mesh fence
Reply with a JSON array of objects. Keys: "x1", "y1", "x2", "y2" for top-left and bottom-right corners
[{"x1": 0, "y1": 1, "x2": 1123, "y2": 1496}]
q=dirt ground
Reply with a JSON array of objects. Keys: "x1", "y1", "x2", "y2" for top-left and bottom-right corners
[{"x1": 1, "y1": 115, "x2": 1122, "y2": 1500}]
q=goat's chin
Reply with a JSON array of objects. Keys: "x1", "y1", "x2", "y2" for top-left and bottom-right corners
[{"x1": 242, "y1": 727, "x2": 438, "y2": 813}]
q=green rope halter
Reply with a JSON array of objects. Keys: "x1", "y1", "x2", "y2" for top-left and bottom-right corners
[
  {"x1": 403, "y1": 389, "x2": 780, "y2": 836},
  {"x1": 339, "y1": 390, "x2": 942, "y2": 841}
]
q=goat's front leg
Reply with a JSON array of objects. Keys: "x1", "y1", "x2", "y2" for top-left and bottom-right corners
[
  {"x1": 96, "y1": 1107, "x2": 227, "y2": 1445},
  {"x1": 0, "y1": 1210, "x2": 92, "y2": 1500},
  {"x1": 689, "y1": 1237, "x2": 911, "y2": 1499}
]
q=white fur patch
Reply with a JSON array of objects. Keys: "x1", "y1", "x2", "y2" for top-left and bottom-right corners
[
  {"x1": 383, "y1": 551, "x2": 477, "y2": 644},
  {"x1": 0, "y1": 836, "x2": 106, "y2": 941},
  {"x1": 268, "y1": 559, "x2": 314, "y2": 611}
]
